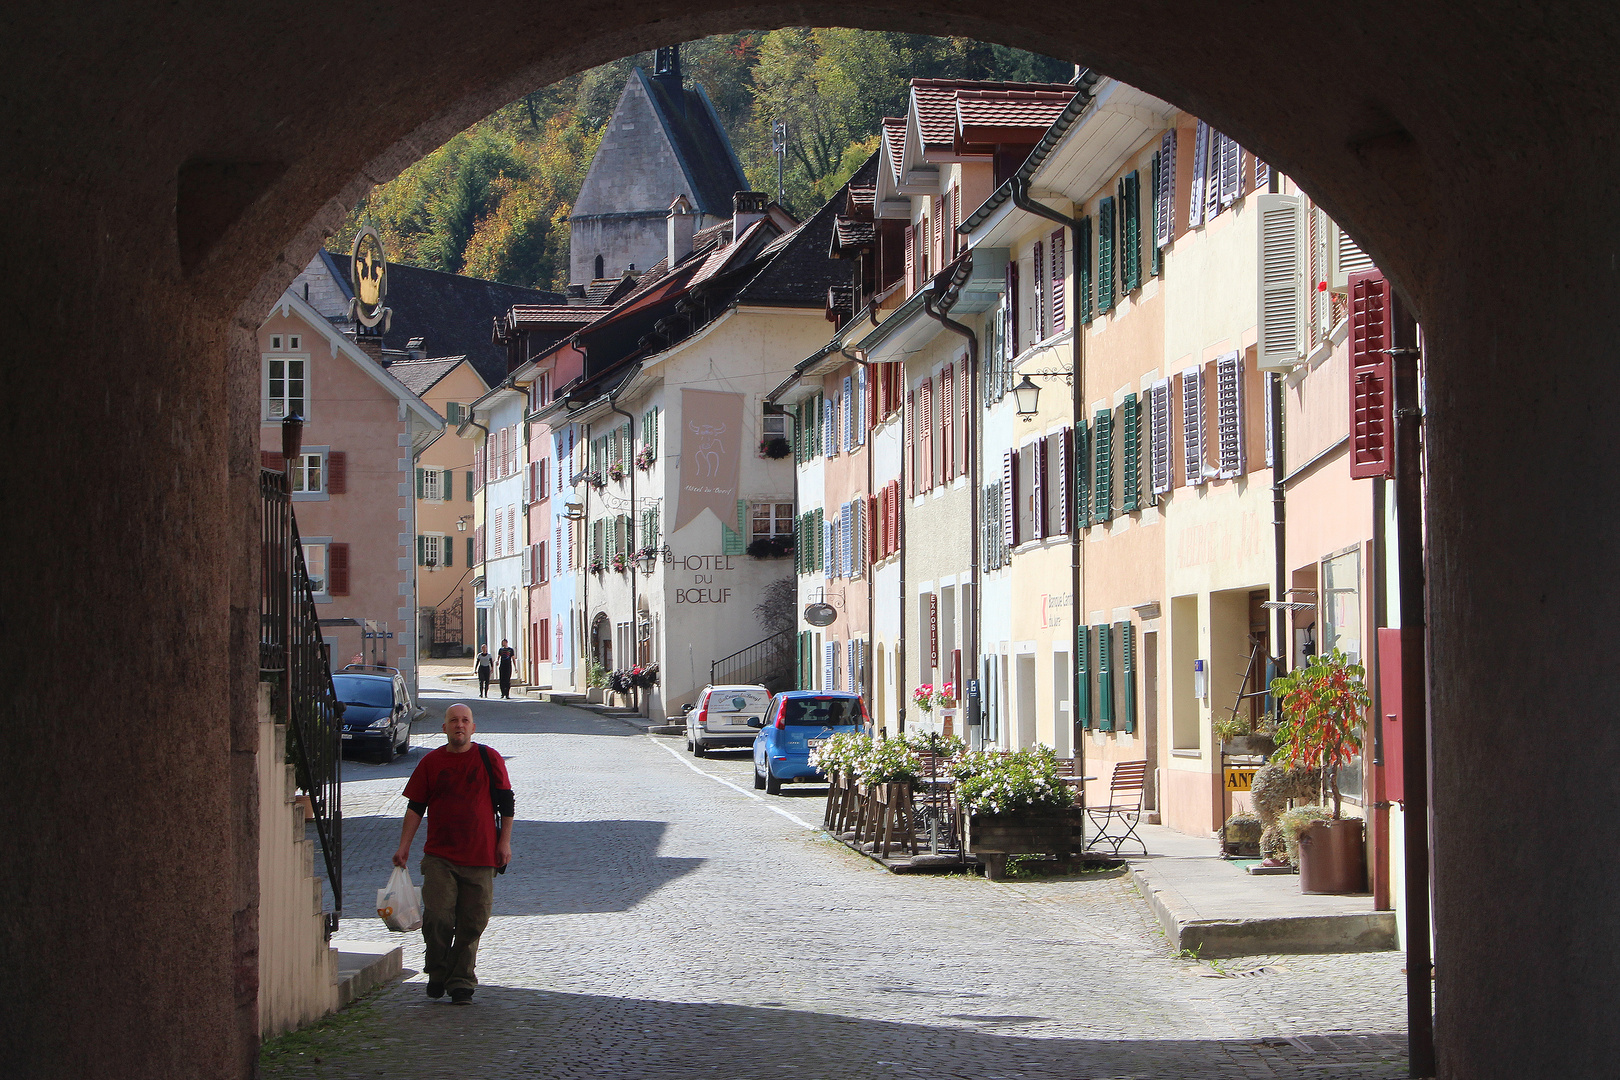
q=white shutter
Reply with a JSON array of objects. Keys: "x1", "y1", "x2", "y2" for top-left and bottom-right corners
[
  {"x1": 1182, "y1": 366, "x2": 1207, "y2": 486},
  {"x1": 521, "y1": 543, "x2": 533, "y2": 585},
  {"x1": 824, "y1": 399, "x2": 836, "y2": 458},
  {"x1": 1215, "y1": 352, "x2": 1246, "y2": 478},
  {"x1": 1255, "y1": 193, "x2": 1306, "y2": 370},
  {"x1": 847, "y1": 640, "x2": 857, "y2": 692},
  {"x1": 1205, "y1": 134, "x2": 1224, "y2": 222},
  {"x1": 1155, "y1": 129, "x2": 1176, "y2": 248},
  {"x1": 1001, "y1": 449, "x2": 1015, "y2": 549},
  {"x1": 1188, "y1": 121, "x2": 1210, "y2": 228},
  {"x1": 842, "y1": 377, "x2": 854, "y2": 449},
  {"x1": 1218, "y1": 134, "x2": 1240, "y2": 207},
  {"x1": 825, "y1": 642, "x2": 837, "y2": 691},
  {"x1": 1263, "y1": 372, "x2": 1275, "y2": 468},
  {"x1": 522, "y1": 462, "x2": 532, "y2": 504},
  {"x1": 1255, "y1": 158, "x2": 1271, "y2": 190},
  {"x1": 1030, "y1": 441, "x2": 1045, "y2": 541},
  {"x1": 852, "y1": 499, "x2": 865, "y2": 576},
  {"x1": 1057, "y1": 430, "x2": 1070, "y2": 535},
  {"x1": 1330, "y1": 221, "x2": 1376, "y2": 291},
  {"x1": 1150, "y1": 378, "x2": 1173, "y2": 494}
]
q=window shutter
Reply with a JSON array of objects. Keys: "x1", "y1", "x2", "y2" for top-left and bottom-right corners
[
  {"x1": 1349, "y1": 270, "x2": 1397, "y2": 479},
  {"x1": 825, "y1": 642, "x2": 837, "y2": 692},
  {"x1": 1032, "y1": 240, "x2": 1046, "y2": 341},
  {"x1": 444, "y1": 535, "x2": 453, "y2": 567},
  {"x1": 824, "y1": 514, "x2": 834, "y2": 580},
  {"x1": 793, "y1": 514, "x2": 804, "y2": 574},
  {"x1": 1074, "y1": 419, "x2": 1091, "y2": 529},
  {"x1": 904, "y1": 225, "x2": 915, "y2": 290},
  {"x1": 723, "y1": 500, "x2": 747, "y2": 556},
  {"x1": 1031, "y1": 438, "x2": 1046, "y2": 540},
  {"x1": 1218, "y1": 133, "x2": 1240, "y2": 208},
  {"x1": 823, "y1": 398, "x2": 835, "y2": 459},
  {"x1": 326, "y1": 451, "x2": 346, "y2": 494},
  {"x1": 1120, "y1": 622, "x2": 1137, "y2": 733},
  {"x1": 1155, "y1": 129, "x2": 1177, "y2": 248},
  {"x1": 954, "y1": 364, "x2": 966, "y2": 477},
  {"x1": 841, "y1": 376, "x2": 853, "y2": 449},
  {"x1": 887, "y1": 481, "x2": 899, "y2": 555},
  {"x1": 417, "y1": 534, "x2": 427, "y2": 567},
  {"x1": 1334, "y1": 222, "x2": 1376, "y2": 287},
  {"x1": 1256, "y1": 193, "x2": 1305, "y2": 369},
  {"x1": 1056, "y1": 429, "x2": 1071, "y2": 535},
  {"x1": 1075, "y1": 624, "x2": 1092, "y2": 728},
  {"x1": 1077, "y1": 216, "x2": 1093, "y2": 325},
  {"x1": 933, "y1": 199, "x2": 943, "y2": 257},
  {"x1": 522, "y1": 543, "x2": 533, "y2": 585},
  {"x1": 920, "y1": 379, "x2": 933, "y2": 490},
  {"x1": 1096, "y1": 197, "x2": 1116, "y2": 314},
  {"x1": 1122, "y1": 392, "x2": 1141, "y2": 511},
  {"x1": 327, "y1": 543, "x2": 349, "y2": 596},
  {"x1": 1149, "y1": 379, "x2": 1173, "y2": 495},
  {"x1": 1255, "y1": 158, "x2": 1271, "y2": 191},
  {"x1": 1049, "y1": 229, "x2": 1066, "y2": 334},
  {"x1": 1093, "y1": 408, "x2": 1114, "y2": 522},
  {"x1": 1205, "y1": 134, "x2": 1225, "y2": 222},
  {"x1": 1001, "y1": 449, "x2": 1015, "y2": 549},
  {"x1": 1096, "y1": 624, "x2": 1115, "y2": 731},
  {"x1": 847, "y1": 639, "x2": 857, "y2": 692},
  {"x1": 1182, "y1": 366, "x2": 1208, "y2": 486},
  {"x1": 941, "y1": 365, "x2": 954, "y2": 480},
  {"x1": 856, "y1": 366, "x2": 868, "y2": 445},
  {"x1": 1215, "y1": 352, "x2": 1246, "y2": 478},
  {"x1": 415, "y1": 467, "x2": 426, "y2": 499},
  {"x1": 906, "y1": 390, "x2": 916, "y2": 496},
  {"x1": 522, "y1": 463, "x2": 531, "y2": 504},
  {"x1": 1122, "y1": 171, "x2": 1142, "y2": 293},
  {"x1": 1005, "y1": 256, "x2": 1020, "y2": 353},
  {"x1": 1188, "y1": 120, "x2": 1210, "y2": 229}
]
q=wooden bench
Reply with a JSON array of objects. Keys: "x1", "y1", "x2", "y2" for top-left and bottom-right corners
[{"x1": 1085, "y1": 760, "x2": 1149, "y2": 856}]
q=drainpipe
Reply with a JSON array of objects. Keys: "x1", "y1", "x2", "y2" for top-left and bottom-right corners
[
  {"x1": 608, "y1": 399, "x2": 642, "y2": 716},
  {"x1": 1271, "y1": 371, "x2": 1287, "y2": 671},
  {"x1": 922, "y1": 265, "x2": 978, "y2": 749},
  {"x1": 463, "y1": 412, "x2": 492, "y2": 652},
  {"x1": 1010, "y1": 176, "x2": 1088, "y2": 795}
]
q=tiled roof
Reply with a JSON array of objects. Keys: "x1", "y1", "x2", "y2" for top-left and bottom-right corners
[
  {"x1": 507, "y1": 305, "x2": 601, "y2": 326},
  {"x1": 910, "y1": 79, "x2": 1078, "y2": 150},
  {"x1": 847, "y1": 185, "x2": 876, "y2": 212},
  {"x1": 323, "y1": 254, "x2": 561, "y2": 386},
  {"x1": 733, "y1": 185, "x2": 847, "y2": 308},
  {"x1": 881, "y1": 117, "x2": 906, "y2": 184},
  {"x1": 955, "y1": 88, "x2": 1076, "y2": 132},
  {"x1": 960, "y1": 70, "x2": 1104, "y2": 232},
  {"x1": 386, "y1": 356, "x2": 466, "y2": 396},
  {"x1": 833, "y1": 218, "x2": 875, "y2": 249}
]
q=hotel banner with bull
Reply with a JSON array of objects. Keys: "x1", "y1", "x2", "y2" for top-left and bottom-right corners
[{"x1": 674, "y1": 389, "x2": 743, "y2": 533}]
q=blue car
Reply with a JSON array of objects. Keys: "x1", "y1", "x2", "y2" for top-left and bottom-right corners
[{"x1": 752, "y1": 690, "x2": 870, "y2": 795}]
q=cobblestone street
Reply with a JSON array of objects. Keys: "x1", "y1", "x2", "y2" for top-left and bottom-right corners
[{"x1": 271, "y1": 679, "x2": 1408, "y2": 1079}]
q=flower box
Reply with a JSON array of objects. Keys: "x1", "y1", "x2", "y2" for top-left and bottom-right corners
[{"x1": 965, "y1": 807, "x2": 1087, "y2": 881}]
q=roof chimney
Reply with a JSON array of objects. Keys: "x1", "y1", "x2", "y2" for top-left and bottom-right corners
[
  {"x1": 733, "y1": 191, "x2": 769, "y2": 239},
  {"x1": 653, "y1": 45, "x2": 681, "y2": 86},
  {"x1": 667, "y1": 194, "x2": 696, "y2": 266}
]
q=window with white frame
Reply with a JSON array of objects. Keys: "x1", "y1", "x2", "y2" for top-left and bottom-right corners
[
  {"x1": 302, "y1": 542, "x2": 328, "y2": 596},
  {"x1": 421, "y1": 467, "x2": 442, "y2": 501},
  {"x1": 264, "y1": 354, "x2": 307, "y2": 421},
  {"x1": 752, "y1": 502, "x2": 794, "y2": 540},
  {"x1": 291, "y1": 452, "x2": 323, "y2": 494}
]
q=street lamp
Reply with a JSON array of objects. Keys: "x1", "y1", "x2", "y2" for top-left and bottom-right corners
[
  {"x1": 281, "y1": 412, "x2": 305, "y2": 469},
  {"x1": 456, "y1": 516, "x2": 470, "y2": 532},
  {"x1": 1012, "y1": 376, "x2": 1041, "y2": 419}
]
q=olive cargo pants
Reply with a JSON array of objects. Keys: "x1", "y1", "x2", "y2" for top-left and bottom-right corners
[{"x1": 420, "y1": 854, "x2": 495, "y2": 991}]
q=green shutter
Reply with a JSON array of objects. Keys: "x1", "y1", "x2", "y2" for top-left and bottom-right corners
[
  {"x1": 417, "y1": 534, "x2": 427, "y2": 566},
  {"x1": 1078, "y1": 216, "x2": 1094, "y2": 325},
  {"x1": 1120, "y1": 621, "x2": 1137, "y2": 733},
  {"x1": 1122, "y1": 393, "x2": 1140, "y2": 512},
  {"x1": 1096, "y1": 624, "x2": 1115, "y2": 731},
  {"x1": 415, "y1": 468, "x2": 425, "y2": 499},
  {"x1": 1122, "y1": 171, "x2": 1142, "y2": 293},
  {"x1": 722, "y1": 500, "x2": 746, "y2": 555},
  {"x1": 1074, "y1": 419, "x2": 1091, "y2": 529},
  {"x1": 1097, "y1": 196, "x2": 1116, "y2": 313},
  {"x1": 466, "y1": 536, "x2": 474, "y2": 567},
  {"x1": 813, "y1": 507, "x2": 824, "y2": 571},
  {"x1": 792, "y1": 403, "x2": 803, "y2": 463},
  {"x1": 441, "y1": 535, "x2": 452, "y2": 567},
  {"x1": 794, "y1": 514, "x2": 804, "y2": 573},
  {"x1": 465, "y1": 470, "x2": 473, "y2": 501},
  {"x1": 1076, "y1": 624, "x2": 1092, "y2": 728},
  {"x1": 1094, "y1": 408, "x2": 1114, "y2": 523}
]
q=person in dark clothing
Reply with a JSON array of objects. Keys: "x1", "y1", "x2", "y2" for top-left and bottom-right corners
[
  {"x1": 393, "y1": 704, "x2": 512, "y2": 1004},
  {"x1": 497, "y1": 639, "x2": 516, "y2": 699},
  {"x1": 474, "y1": 646, "x2": 493, "y2": 697}
]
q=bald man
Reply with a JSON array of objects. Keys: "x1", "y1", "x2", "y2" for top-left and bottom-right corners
[{"x1": 394, "y1": 704, "x2": 513, "y2": 1004}]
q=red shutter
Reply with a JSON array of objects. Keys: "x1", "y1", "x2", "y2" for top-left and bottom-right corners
[
  {"x1": 906, "y1": 390, "x2": 917, "y2": 496},
  {"x1": 260, "y1": 450, "x2": 284, "y2": 471},
  {"x1": 868, "y1": 494, "x2": 879, "y2": 563},
  {"x1": 1050, "y1": 229, "x2": 1067, "y2": 334},
  {"x1": 1032, "y1": 439, "x2": 1047, "y2": 540},
  {"x1": 325, "y1": 451, "x2": 346, "y2": 494},
  {"x1": 473, "y1": 445, "x2": 484, "y2": 491},
  {"x1": 920, "y1": 379, "x2": 934, "y2": 490},
  {"x1": 1006, "y1": 258, "x2": 1020, "y2": 353},
  {"x1": 941, "y1": 364, "x2": 954, "y2": 481},
  {"x1": 904, "y1": 225, "x2": 915, "y2": 291},
  {"x1": 888, "y1": 481, "x2": 900, "y2": 555},
  {"x1": 1349, "y1": 270, "x2": 1396, "y2": 479},
  {"x1": 327, "y1": 543, "x2": 350, "y2": 596},
  {"x1": 951, "y1": 183, "x2": 962, "y2": 256},
  {"x1": 955, "y1": 363, "x2": 967, "y2": 479}
]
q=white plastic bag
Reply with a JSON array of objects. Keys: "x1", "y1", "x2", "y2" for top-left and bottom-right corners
[{"x1": 377, "y1": 866, "x2": 423, "y2": 932}]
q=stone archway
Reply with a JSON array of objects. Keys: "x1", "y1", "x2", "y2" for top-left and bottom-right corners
[{"x1": 3, "y1": 4, "x2": 1617, "y2": 1078}]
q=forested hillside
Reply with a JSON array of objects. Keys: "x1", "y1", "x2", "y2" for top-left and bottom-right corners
[{"x1": 330, "y1": 31, "x2": 1068, "y2": 291}]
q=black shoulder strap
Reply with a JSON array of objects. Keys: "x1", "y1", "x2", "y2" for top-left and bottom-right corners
[{"x1": 476, "y1": 744, "x2": 508, "y2": 872}]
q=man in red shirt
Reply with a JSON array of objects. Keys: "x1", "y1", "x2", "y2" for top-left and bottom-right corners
[{"x1": 393, "y1": 703, "x2": 513, "y2": 1004}]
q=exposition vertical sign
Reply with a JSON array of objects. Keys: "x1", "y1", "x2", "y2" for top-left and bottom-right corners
[{"x1": 674, "y1": 389, "x2": 744, "y2": 533}]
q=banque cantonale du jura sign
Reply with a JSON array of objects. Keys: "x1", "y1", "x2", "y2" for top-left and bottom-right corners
[
  {"x1": 674, "y1": 388, "x2": 743, "y2": 533},
  {"x1": 675, "y1": 553, "x2": 736, "y2": 605}
]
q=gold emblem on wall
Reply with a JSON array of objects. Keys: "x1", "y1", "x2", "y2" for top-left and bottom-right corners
[{"x1": 349, "y1": 226, "x2": 392, "y2": 330}]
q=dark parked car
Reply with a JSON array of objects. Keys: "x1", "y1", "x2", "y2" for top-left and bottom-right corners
[
  {"x1": 752, "y1": 690, "x2": 869, "y2": 794},
  {"x1": 333, "y1": 667, "x2": 417, "y2": 762}
]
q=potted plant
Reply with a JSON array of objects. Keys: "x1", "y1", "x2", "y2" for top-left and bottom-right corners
[
  {"x1": 585, "y1": 471, "x2": 606, "y2": 490},
  {"x1": 587, "y1": 558, "x2": 605, "y2": 575},
  {"x1": 955, "y1": 747, "x2": 1082, "y2": 880},
  {"x1": 1213, "y1": 713, "x2": 1276, "y2": 759},
  {"x1": 608, "y1": 464, "x2": 626, "y2": 483},
  {"x1": 745, "y1": 535, "x2": 793, "y2": 559},
  {"x1": 585, "y1": 659, "x2": 608, "y2": 703},
  {"x1": 611, "y1": 553, "x2": 629, "y2": 573},
  {"x1": 759, "y1": 436, "x2": 791, "y2": 459},
  {"x1": 911, "y1": 684, "x2": 937, "y2": 714},
  {"x1": 1269, "y1": 648, "x2": 1370, "y2": 893},
  {"x1": 635, "y1": 446, "x2": 656, "y2": 471}
]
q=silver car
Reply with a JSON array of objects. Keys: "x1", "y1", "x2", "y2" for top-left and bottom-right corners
[{"x1": 686, "y1": 684, "x2": 773, "y2": 756}]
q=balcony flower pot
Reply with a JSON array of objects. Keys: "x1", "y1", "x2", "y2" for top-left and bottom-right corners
[
  {"x1": 1298, "y1": 816, "x2": 1367, "y2": 894},
  {"x1": 966, "y1": 807, "x2": 1086, "y2": 880}
]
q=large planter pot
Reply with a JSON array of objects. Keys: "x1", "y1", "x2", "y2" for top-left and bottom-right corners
[
  {"x1": 1221, "y1": 735, "x2": 1276, "y2": 758},
  {"x1": 586, "y1": 688, "x2": 605, "y2": 703},
  {"x1": 966, "y1": 808, "x2": 1086, "y2": 880},
  {"x1": 1298, "y1": 817, "x2": 1367, "y2": 894}
]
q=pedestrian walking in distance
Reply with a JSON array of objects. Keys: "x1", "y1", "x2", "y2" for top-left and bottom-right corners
[
  {"x1": 393, "y1": 703, "x2": 513, "y2": 1005},
  {"x1": 497, "y1": 638, "x2": 516, "y2": 700},
  {"x1": 474, "y1": 646, "x2": 493, "y2": 698}
]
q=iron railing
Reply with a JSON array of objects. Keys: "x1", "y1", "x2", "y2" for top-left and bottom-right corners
[
  {"x1": 710, "y1": 629, "x2": 795, "y2": 691},
  {"x1": 261, "y1": 468, "x2": 343, "y2": 930}
]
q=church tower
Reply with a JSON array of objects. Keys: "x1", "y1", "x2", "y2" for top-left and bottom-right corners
[{"x1": 567, "y1": 44, "x2": 747, "y2": 288}]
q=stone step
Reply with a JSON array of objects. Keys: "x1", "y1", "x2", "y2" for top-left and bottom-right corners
[{"x1": 330, "y1": 940, "x2": 403, "y2": 1007}]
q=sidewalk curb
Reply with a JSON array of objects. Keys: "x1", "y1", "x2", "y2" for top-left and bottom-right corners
[{"x1": 1125, "y1": 859, "x2": 1398, "y2": 958}]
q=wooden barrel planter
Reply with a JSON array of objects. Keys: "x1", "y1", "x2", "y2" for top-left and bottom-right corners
[{"x1": 966, "y1": 808, "x2": 1087, "y2": 880}]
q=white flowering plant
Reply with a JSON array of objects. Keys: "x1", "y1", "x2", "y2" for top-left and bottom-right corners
[
  {"x1": 807, "y1": 732, "x2": 922, "y2": 785},
  {"x1": 808, "y1": 732, "x2": 868, "y2": 776},
  {"x1": 955, "y1": 746, "x2": 1074, "y2": 816}
]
